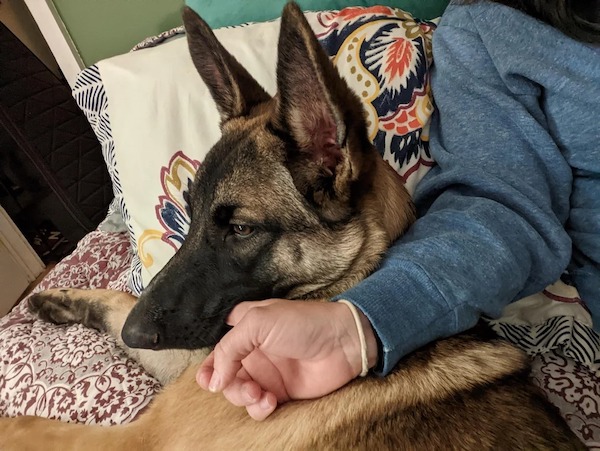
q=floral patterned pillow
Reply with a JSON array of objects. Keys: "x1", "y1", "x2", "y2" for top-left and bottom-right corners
[{"x1": 73, "y1": 7, "x2": 437, "y2": 295}]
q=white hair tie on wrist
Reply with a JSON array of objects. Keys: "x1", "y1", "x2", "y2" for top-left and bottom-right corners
[{"x1": 337, "y1": 300, "x2": 369, "y2": 377}]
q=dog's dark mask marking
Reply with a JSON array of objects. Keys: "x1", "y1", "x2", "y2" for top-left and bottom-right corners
[{"x1": 121, "y1": 3, "x2": 414, "y2": 350}]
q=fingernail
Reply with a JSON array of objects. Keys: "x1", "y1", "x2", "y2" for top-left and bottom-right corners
[
  {"x1": 208, "y1": 372, "x2": 221, "y2": 392},
  {"x1": 244, "y1": 387, "x2": 258, "y2": 403},
  {"x1": 260, "y1": 395, "x2": 272, "y2": 410},
  {"x1": 196, "y1": 369, "x2": 206, "y2": 388}
]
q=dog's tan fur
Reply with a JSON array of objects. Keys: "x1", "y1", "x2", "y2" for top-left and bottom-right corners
[
  {"x1": 0, "y1": 321, "x2": 575, "y2": 451},
  {"x1": 0, "y1": 325, "x2": 583, "y2": 450},
  {"x1": 0, "y1": 3, "x2": 584, "y2": 450}
]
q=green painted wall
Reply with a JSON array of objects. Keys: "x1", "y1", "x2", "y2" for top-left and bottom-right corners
[
  {"x1": 51, "y1": 0, "x2": 449, "y2": 67},
  {"x1": 52, "y1": 0, "x2": 184, "y2": 66}
]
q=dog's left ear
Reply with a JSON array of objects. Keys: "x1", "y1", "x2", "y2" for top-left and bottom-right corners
[
  {"x1": 183, "y1": 7, "x2": 271, "y2": 124},
  {"x1": 274, "y1": 2, "x2": 371, "y2": 215}
]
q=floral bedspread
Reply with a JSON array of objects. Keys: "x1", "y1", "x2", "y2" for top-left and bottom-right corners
[
  {"x1": 0, "y1": 231, "x2": 160, "y2": 425},
  {"x1": 532, "y1": 352, "x2": 600, "y2": 448},
  {"x1": 0, "y1": 230, "x2": 598, "y2": 447}
]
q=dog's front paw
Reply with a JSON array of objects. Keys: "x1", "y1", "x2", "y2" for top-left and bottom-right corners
[
  {"x1": 28, "y1": 289, "x2": 106, "y2": 331},
  {"x1": 29, "y1": 289, "x2": 78, "y2": 323}
]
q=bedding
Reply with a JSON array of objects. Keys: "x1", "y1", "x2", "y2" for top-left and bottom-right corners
[
  {"x1": 0, "y1": 226, "x2": 598, "y2": 445},
  {"x1": 1, "y1": 5, "x2": 599, "y2": 448},
  {"x1": 77, "y1": 7, "x2": 437, "y2": 295},
  {"x1": 0, "y1": 228, "x2": 160, "y2": 424}
]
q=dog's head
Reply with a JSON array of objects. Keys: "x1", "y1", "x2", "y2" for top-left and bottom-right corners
[{"x1": 121, "y1": 2, "x2": 414, "y2": 350}]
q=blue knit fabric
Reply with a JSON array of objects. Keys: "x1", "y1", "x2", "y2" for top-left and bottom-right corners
[{"x1": 336, "y1": 0, "x2": 600, "y2": 374}]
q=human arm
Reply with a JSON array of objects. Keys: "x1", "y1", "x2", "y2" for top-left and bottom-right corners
[{"x1": 338, "y1": 2, "x2": 574, "y2": 374}]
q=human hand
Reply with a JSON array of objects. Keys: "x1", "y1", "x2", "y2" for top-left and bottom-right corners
[{"x1": 196, "y1": 299, "x2": 378, "y2": 420}]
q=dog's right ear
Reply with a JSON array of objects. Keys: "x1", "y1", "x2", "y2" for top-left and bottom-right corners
[{"x1": 183, "y1": 7, "x2": 271, "y2": 124}]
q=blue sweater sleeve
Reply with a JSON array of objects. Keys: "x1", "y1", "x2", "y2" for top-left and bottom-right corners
[{"x1": 335, "y1": 3, "x2": 574, "y2": 374}]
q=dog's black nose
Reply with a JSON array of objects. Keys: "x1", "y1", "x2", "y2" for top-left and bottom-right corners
[{"x1": 121, "y1": 318, "x2": 161, "y2": 350}]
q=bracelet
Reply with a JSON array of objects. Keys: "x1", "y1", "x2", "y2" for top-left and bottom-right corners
[{"x1": 337, "y1": 300, "x2": 369, "y2": 377}]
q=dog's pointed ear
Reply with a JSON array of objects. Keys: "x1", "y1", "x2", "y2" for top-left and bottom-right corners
[
  {"x1": 183, "y1": 7, "x2": 271, "y2": 124},
  {"x1": 274, "y1": 3, "x2": 370, "y2": 211}
]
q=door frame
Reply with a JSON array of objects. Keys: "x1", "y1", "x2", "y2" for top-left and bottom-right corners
[
  {"x1": 0, "y1": 205, "x2": 45, "y2": 282},
  {"x1": 22, "y1": 0, "x2": 84, "y2": 87}
]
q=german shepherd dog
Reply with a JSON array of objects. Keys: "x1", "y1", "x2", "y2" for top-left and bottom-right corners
[{"x1": 0, "y1": 3, "x2": 584, "y2": 450}]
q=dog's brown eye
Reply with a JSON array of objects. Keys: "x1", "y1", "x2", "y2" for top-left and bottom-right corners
[{"x1": 232, "y1": 224, "x2": 254, "y2": 237}]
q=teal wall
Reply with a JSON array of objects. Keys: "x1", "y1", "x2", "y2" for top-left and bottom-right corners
[
  {"x1": 187, "y1": 0, "x2": 449, "y2": 29},
  {"x1": 52, "y1": 0, "x2": 184, "y2": 66}
]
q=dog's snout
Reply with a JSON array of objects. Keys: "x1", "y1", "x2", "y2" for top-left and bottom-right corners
[{"x1": 121, "y1": 316, "x2": 161, "y2": 350}]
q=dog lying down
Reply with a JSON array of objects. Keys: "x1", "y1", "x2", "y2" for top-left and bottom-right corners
[{"x1": 0, "y1": 3, "x2": 584, "y2": 450}]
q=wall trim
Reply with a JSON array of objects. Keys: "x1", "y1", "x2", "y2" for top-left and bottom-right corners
[
  {"x1": 23, "y1": 0, "x2": 84, "y2": 87},
  {"x1": 0, "y1": 206, "x2": 45, "y2": 281}
]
